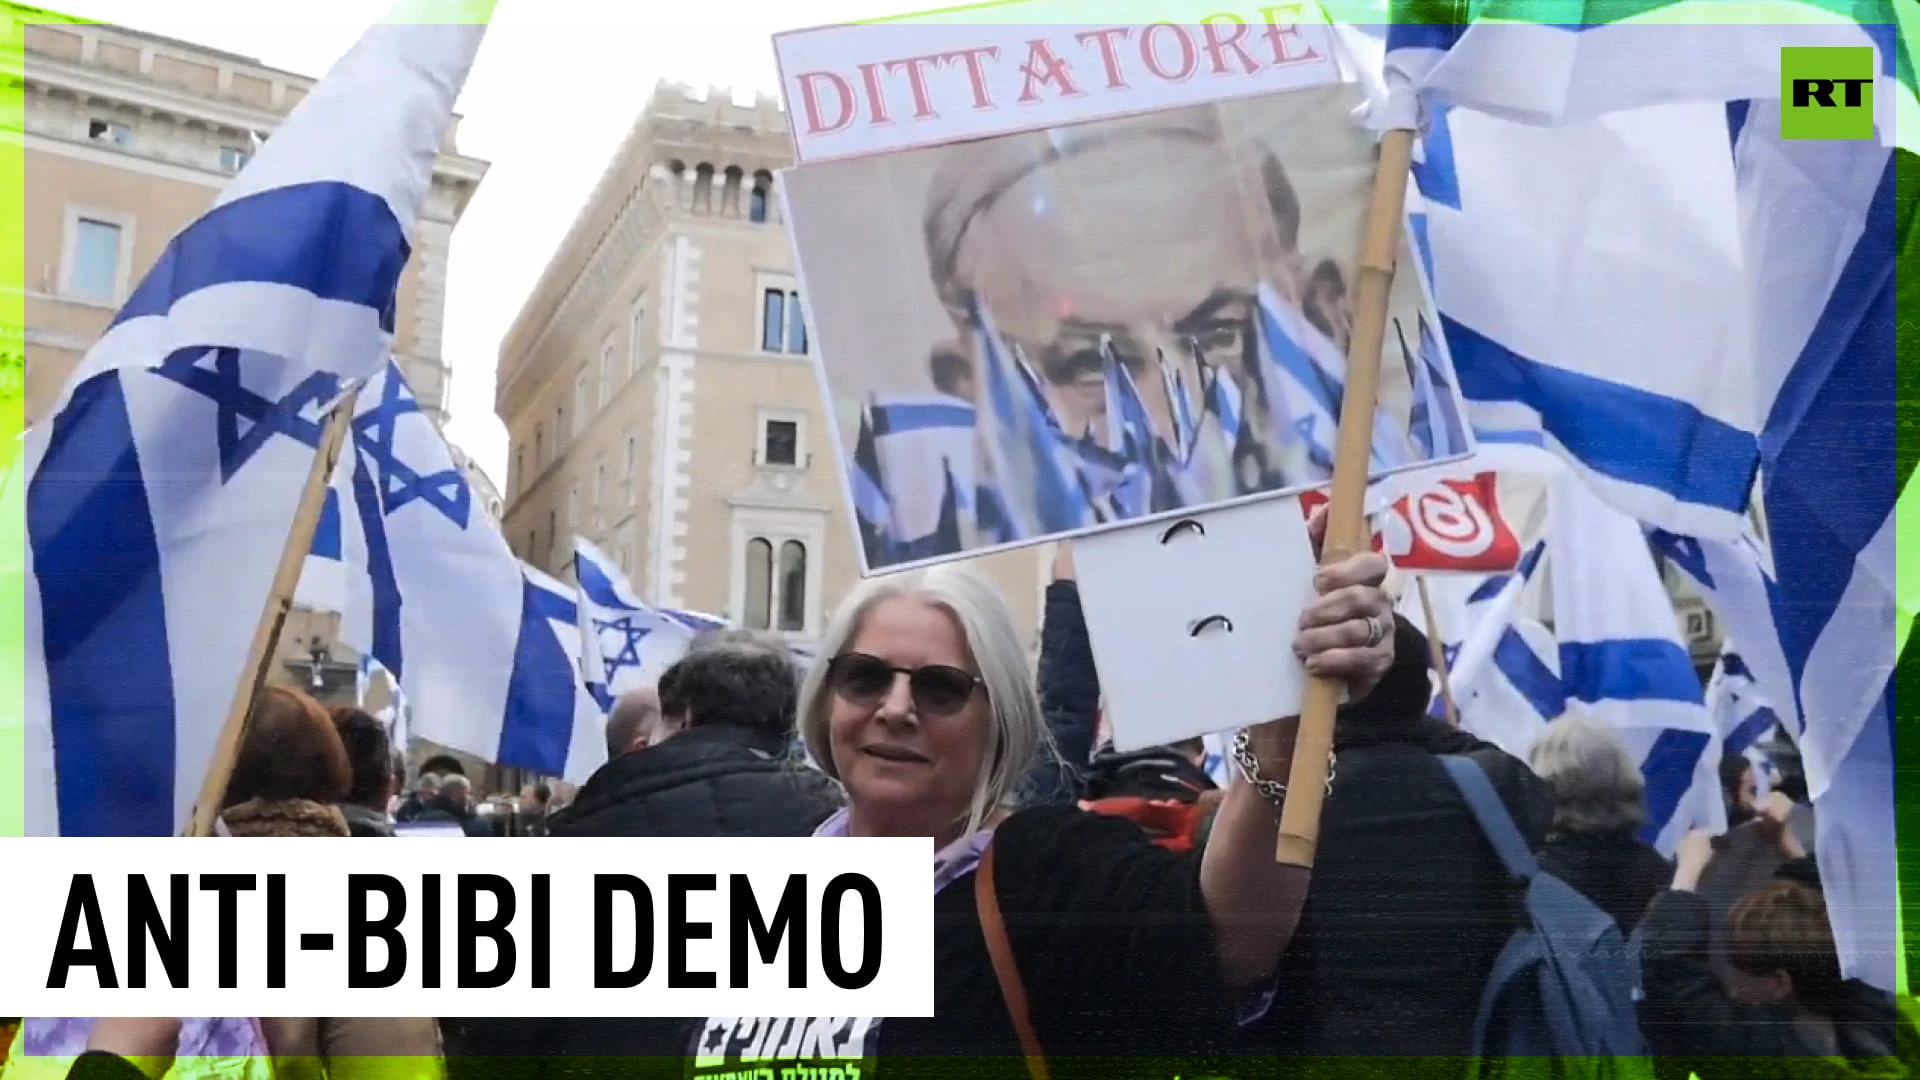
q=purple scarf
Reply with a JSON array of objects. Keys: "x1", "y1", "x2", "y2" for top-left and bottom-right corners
[
  {"x1": 812, "y1": 808, "x2": 993, "y2": 895},
  {"x1": 22, "y1": 1017, "x2": 267, "y2": 1059}
]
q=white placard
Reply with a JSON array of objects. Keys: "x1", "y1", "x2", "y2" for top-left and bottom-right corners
[
  {"x1": 774, "y1": 15, "x2": 1343, "y2": 164},
  {"x1": 0, "y1": 837, "x2": 933, "y2": 1019},
  {"x1": 1072, "y1": 496, "x2": 1320, "y2": 750}
]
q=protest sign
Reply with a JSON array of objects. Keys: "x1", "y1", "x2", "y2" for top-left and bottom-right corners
[{"x1": 777, "y1": 31, "x2": 1471, "y2": 573}]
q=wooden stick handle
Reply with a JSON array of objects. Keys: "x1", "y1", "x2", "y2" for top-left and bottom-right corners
[
  {"x1": 1416, "y1": 576, "x2": 1460, "y2": 727},
  {"x1": 186, "y1": 384, "x2": 361, "y2": 837},
  {"x1": 1275, "y1": 128, "x2": 1416, "y2": 869}
]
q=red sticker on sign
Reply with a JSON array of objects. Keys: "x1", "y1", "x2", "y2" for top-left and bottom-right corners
[{"x1": 1299, "y1": 473, "x2": 1520, "y2": 573}]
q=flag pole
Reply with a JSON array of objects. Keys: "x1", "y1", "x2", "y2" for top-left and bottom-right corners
[
  {"x1": 186, "y1": 383, "x2": 361, "y2": 838},
  {"x1": 1275, "y1": 127, "x2": 1416, "y2": 868},
  {"x1": 1416, "y1": 576, "x2": 1461, "y2": 726}
]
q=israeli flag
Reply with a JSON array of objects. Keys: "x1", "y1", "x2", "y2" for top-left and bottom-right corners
[
  {"x1": 1733, "y1": 75, "x2": 1908, "y2": 991},
  {"x1": 1399, "y1": 313, "x2": 1467, "y2": 460},
  {"x1": 1384, "y1": 6, "x2": 1895, "y2": 133},
  {"x1": 22, "y1": 13, "x2": 486, "y2": 836},
  {"x1": 347, "y1": 361, "x2": 602, "y2": 783},
  {"x1": 1649, "y1": 526, "x2": 1801, "y2": 744},
  {"x1": 1549, "y1": 476, "x2": 1723, "y2": 856},
  {"x1": 573, "y1": 536, "x2": 697, "y2": 700},
  {"x1": 1252, "y1": 282, "x2": 1406, "y2": 484},
  {"x1": 1405, "y1": 539, "x2": 1560, "y2": 758},
  {"x1": 1704, "y1": 647, "x2": 1782, "y2": 757},
  {"x1": 972, "y1": 296, "x2": 1090, "y2": 540},
  {"x1": 868, "y1": 393, "x2": 977, "y2": 549},
  {"x1": 1385, "y1": 8, "x2": 1906, "y2": 541},
  {"x1": 516, "y1": 563, "x2": 613, "y2": 783}
]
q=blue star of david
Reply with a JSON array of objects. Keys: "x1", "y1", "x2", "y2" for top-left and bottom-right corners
[
  {"x1": 594, "y1": 614, "x2": 651, "y2": 684},
  {"x1": 353, "y1": 367, "x2": 471, "y2": 528},
  {"x1": 154, "y1": 346, "x2": 341, "y2": 481}
]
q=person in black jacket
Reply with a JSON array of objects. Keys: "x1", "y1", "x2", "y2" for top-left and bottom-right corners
[
  {"x1": 545, "y1": 631, "x2": 843, "y2": 838},
  {"x1": 1640, "y1": 832, "x2": 1915, "y2": 1080},
  {"x1": 448, "y1": 632, "x2": 843, "y2": 1079},
  {"x1": 1247, "y1": 616, "x2": 1556, "y2": 1072},
  {"x1": 1528, "y1": 713, "x2": 1672, "y2": 933}
]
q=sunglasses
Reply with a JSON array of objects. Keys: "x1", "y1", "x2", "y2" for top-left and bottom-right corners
[{"x1": 826, "y1": 652, "x2": 983, "y2": 717}]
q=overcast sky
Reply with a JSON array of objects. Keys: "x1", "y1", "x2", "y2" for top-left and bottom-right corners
[{"x1": 53, "y1": 0, "x2": 927, "y2": 481}]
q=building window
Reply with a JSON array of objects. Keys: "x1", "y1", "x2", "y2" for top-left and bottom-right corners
[
  {"x1": 593, "y1": 457, "x2": 606, "y2": 526},
  {"x1": 761, "y1": 417, "x2": 799, "y2": 467},
  {"x1": 744, "y1": 538, "x2": 773, "y2": 630},
  {"x1": 87, "y1": 118, "x2": 130, "y2": 146},
  {"x1": 534, "y1": 424, "x2": 544, "y2": 468},
  {"x1": 759, "y1": 287, "x2": 808, "y2": 355},
  {"x1": 778, "y1": 541, "x2": 807, "y2": 632},
  {"x1": 218, "y1": 146, "x2": 249, "y2": 172},
  {"x1": 574, "y1": 371, "x2": 590, "y2": 431},
  {"x1": 599, "y1": 341, "x2": 616, "y2": 404},
  {"x1": 547, "y1": 510, "x2": 556, "y2": 559},
  {"x1": 628, "y1": 298, "x2": 647, "y2": 378},
  {"x1": 555, "y1": 404, "x2": 565, "y2": 446},
  {"x1": 566, "y1": 487, "x2": 578, "y2": 533},
  {"x1": 527, "y1": 530, "x2": 536, "y2": 558},
  {"x1": 514, "y1": 447, "x2": 524, "y2": 494},
  {"x1": 749, "y1": 171, "x2": 773, "y2": 223},
  {"x1": 67, "y1": 217, "x2": 123, "y2": 302}
]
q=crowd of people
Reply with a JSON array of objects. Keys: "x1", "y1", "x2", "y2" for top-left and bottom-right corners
[{"x1": 6, "y1": 525, "x2": 1914, "y2": 1080}]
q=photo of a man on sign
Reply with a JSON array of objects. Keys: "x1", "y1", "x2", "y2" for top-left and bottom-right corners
[{"x1": 783, "y1": 83, "x2": 1469, "y2": 572}]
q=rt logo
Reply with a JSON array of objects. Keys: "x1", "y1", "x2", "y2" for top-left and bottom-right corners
[{"x1": 1780, "y1": 46, "x2": 1875, "y2": 140}]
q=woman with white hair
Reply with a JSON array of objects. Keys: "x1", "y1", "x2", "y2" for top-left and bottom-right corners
[
  {"x1": 1529, "y1": 714, "x2": 1673, "y2": 934},
  {"x1": 687, "y1": 513, "x2": 1397, "y2": 1077}
]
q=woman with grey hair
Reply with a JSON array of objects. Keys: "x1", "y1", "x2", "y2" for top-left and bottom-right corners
[
  {"x1": 1530, "y1": 714, "x2": 1674, "y2": 933},
  {"x1": 685, "y1": 511, "x2": 1399, "y2": 1076}
]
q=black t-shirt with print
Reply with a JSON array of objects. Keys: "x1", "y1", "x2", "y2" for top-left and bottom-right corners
[{"x1": 687, "y1": 805, "x2": 1251, "y2": 1080}]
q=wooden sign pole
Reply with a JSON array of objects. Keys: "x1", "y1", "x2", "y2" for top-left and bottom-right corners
[
  {"x1": 186, "y1": 383, "x2": 361, "y2": 838},
  {"x1": 1275, "y1": 128, "x2": 1416, "y2": 869},
  {"x1": 1416, "y1": 576, "x2": 1461, "y2": 727}
]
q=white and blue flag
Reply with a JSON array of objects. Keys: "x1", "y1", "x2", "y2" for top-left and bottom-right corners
[
  {"x1": 22, "y1": 12, "x2": 486, "y2": 836},
  {"x1": 1549, "y1": 476, "x2": 1723, "y2": 856},
  {"x1": 1383, "y1": 9, "x2": 1899, "y2": 539},
  {"x1": 344, "y1": 362, "x2": 604, "y2": 784},
  {"x1": 573, "y1": 536, "x2": 698, "y2": 702},
  {"x1": 1408, "y1": 538, "x2": 1561, "y2": 759},
  {"x1": 1731, "y1": 62, "x2": 1908, "y2": 990}
]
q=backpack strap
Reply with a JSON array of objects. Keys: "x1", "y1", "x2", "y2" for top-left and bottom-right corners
[
  {"x1": 1438, "y1": 755, "x2": 1540, "y2": 883},
  {"x1": 975, "y1": 841, "x2": 1049, "y2": 1080}
]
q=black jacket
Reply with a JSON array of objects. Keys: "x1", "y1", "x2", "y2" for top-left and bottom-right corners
[
  {"x1": 546, "y1": 724, "x2": 843, "y2": 839},
  {"x1": 447, "y1": 725, "x2": 843, "y2": 1079},
  {"x1": 337, "y1": 802, "x2": 396, "y2": 838},
  {"x1": 1538, "y1": 828, "x2": 1672, "y2": 933},
  {"x1": 1640, "y1": 889, "x2": 1915, "y2": 1080},
  {"x1": 1024, "y1": 580, "x2": 1102, "y2": 806},
  {"x1": 1251, "y1": 615, "x2": 1557, "y2": 1066}
]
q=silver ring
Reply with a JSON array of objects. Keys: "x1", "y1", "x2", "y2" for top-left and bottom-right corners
[{"x1": 1362, "y1": 613, "x2": 1389, "y2": 648}]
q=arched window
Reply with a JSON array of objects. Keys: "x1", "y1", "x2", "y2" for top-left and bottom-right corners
[
  {"x1": 722, "y1": 165, "x2": 744, "y2": 216},
  {"x1": 749, "y1": 170, "x2": 773, "y2": 223},
  {"x1": 744, "y1": 538, "x2": 773, "y2": 630},
  {"x1": 693, "y1": 162, "x2": 715, "y2": 213},
  {"x1": 778, "y1": 541, "x2": 807, "y2": 631},
  {"x1": 667, "y1": 159, "x2": 686, "y2": 207},
  {"x1": 534, "y1": 424, "x2": 544, "y2": 467}
]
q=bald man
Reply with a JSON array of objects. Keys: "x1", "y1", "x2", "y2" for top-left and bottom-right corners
[
  {"x1": 921, "y1": 104, "x2": 1321, "y2": 497},
  {"x1": 603, "y1": 685, "x2": 662, "y2": 760}
]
